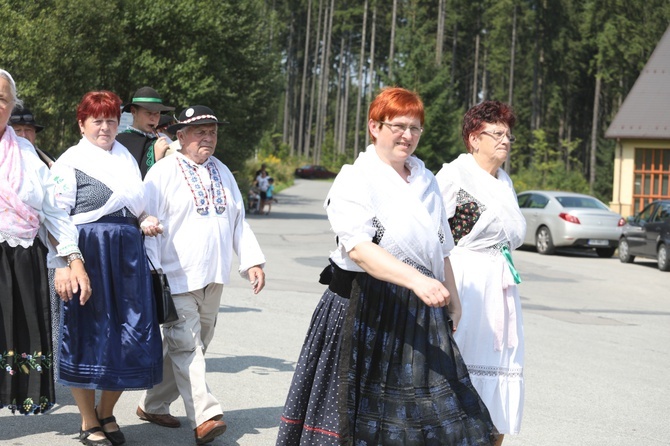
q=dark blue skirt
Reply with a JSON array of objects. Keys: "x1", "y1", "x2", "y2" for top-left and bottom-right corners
[
  {"x1": 276, "y1": 288, "x2": 350, "y2": 446},
  {"x1": 58, "y1": 217, "x2": 162, "y2": 390},
  {"x1": 340, "y1": 274, "x2": 495, "y2": 445}
]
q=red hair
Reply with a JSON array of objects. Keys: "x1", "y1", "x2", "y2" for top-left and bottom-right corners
[
  {"x1": 462, "y1": 100, "x2": 516, "y2": 152},
  {"x1": 368, "y1": 87, "x2": 424, "y2": 143},
  {"x1": 76, "y1": 91, "x2": 121, "y2": 124}
]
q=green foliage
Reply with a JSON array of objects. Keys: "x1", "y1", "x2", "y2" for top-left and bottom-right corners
[
  {"x1": 512, "y1": 129, "x2": 589, "y2": 193},
  {"x1": 0, "y1": 0, "x2": 282, "y2": 172}
]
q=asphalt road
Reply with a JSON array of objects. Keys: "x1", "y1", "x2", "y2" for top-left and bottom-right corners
[{"x1": 2, "y1": 178, "x2": 669, "y2": 446}]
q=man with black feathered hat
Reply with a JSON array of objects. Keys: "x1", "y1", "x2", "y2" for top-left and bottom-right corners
[{"x1": 136, "y1": 105, "x2": 266, "y2": 445}]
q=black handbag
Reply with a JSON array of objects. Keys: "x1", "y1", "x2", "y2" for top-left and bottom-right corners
[{"x1": 146, "y1": 256, "x2": 178, "y2": 324}]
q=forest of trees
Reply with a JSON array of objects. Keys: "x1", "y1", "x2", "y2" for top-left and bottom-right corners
[{"x1": 1, "y1": 0, "x2": 669, "y2": 201}]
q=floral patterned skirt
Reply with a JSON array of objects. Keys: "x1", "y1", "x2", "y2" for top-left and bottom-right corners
[
  {"x1": 0, "y1": 239, "x2": 55, "y2": 414},
  {"x1": 339, "y1": 273, "x2": 495, "y2": 445}
]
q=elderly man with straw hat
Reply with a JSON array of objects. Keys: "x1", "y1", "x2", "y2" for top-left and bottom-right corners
[
  {"x1": 135, "y1": 105, "x2": 266, "y2": 445},
  {"x1": 116, "y1": 86, "x2": 174, "y2": 178}
]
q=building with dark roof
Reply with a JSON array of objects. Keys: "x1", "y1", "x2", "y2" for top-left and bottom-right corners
[{"x1": 606, "y1": 25, "x2": 670, "y2": 216}]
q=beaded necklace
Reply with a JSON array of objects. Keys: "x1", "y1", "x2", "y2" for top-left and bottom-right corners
[{"x1": 177, "y1": 156, "x2": 227, "y2": 215}]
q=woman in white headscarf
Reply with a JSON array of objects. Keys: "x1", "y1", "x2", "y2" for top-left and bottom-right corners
[
  {"x1": 436, "y1": 100, "x2": 527, "y2": 445},
  {"x1": 0, "y1": 69, "x2": 90, "y2": 415},
  {"x1": 277, "y1": 87, "x2": 495, "y2": 446},
  {"x1": 50, "y1": 90, "x2": 163, "y2": 446}
]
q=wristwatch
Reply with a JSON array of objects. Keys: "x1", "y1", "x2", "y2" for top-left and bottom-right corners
[{"x1": 66, "y1": 252, "x2": 85, "y2": 267}]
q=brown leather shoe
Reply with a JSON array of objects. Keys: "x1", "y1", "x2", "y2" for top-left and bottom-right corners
[
  {"x1": 194, "y1": 418, "x2": 227, "y2": 445},
  {"x1": 136, "y1": 406, "x2": 181, "y2": 428}
]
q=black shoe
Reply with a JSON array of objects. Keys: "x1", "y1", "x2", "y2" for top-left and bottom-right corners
[
  {"x1": 96, "y1": 412, "x2": 126, "y2": 446},
  {"x1": 79, "y1": 427, "x2": 113, "y2": 446}
]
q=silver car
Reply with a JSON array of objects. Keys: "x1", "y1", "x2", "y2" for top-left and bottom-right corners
[{"x1": 517, "y1": 190, "x2": 625, "y2": 257}]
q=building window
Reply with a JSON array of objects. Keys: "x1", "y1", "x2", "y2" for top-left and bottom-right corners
[{"x1": 633, "y1": 148, "x2": 670, "y2": 213}]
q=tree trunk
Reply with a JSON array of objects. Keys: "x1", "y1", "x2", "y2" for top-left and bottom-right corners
[
  {"x1": 313, "y1": 0, "x2": 330, "y2": 163},
  {"x1": 504, "y1": 3, "x2": 517, "y2": 173},
  {"x1": 590, "y1": 72, "x2": 601, "y2": 194},
  {"x1": 365, "y1": 4, "x2": 377, "y2": 148},
  {"x1": 315, "y1": 0, "x2": 335, "y2": 164},
  {"x1": 304, "y1": 0, "x2": 324, "y2": 159},
  {"x1": 340, "y1": 33, "x2": 352, "y2": 154},
  {"x1": 436, "y1": 0, "x2": 445, "y2": 66},
  {"x1": 353, "y1": 0, "x2": 369, "y2": 159},
  {"x1": 389, "y1": 0, "x2": 397, "y2": 80},
  {"x1": 297, "y1": 0, "x2": 313, "y2": 157},
  {"x1": 451, "y1": 21, "x2": 458, "y2": 88},
  {"x1": 334, "y1": 34, "x2": 345, "y2": 155},
  {"x1": 282, "y1": 18, "x2": 294, "y2": 146},
  {"x1": 472, "y1": 31, "x2": 480, "y2": 107}
]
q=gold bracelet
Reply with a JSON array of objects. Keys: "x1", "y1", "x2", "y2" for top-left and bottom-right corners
[{"x1": 66, "y1": 252, "x2": 85, "y2": 267}]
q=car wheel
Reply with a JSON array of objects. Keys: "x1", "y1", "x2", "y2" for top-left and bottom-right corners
[
  {"x1": 658, "y1": 243, "x2": 670, "y2": 272},
  {"x1": 618, "y1": 238, "x2": 635, "y2": 263},
  {"x1": 535, "y1": 226, "x2": 555, "y2": 255},
  {"x1": 595, "y1": 247, "x2": 616, "y2": 258}
]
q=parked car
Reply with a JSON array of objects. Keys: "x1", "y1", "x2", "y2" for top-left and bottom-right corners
[
  {"x1": 618, "y1": 200, "x2": 670, "y2": 271},
  {"x1": 517, "y1": 190, "x2": 625, "y2": 257},
  {"x1": 294, "y1": 164, "x2": 337, "y2": 179}
]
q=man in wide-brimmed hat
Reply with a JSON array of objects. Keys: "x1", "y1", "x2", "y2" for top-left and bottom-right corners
[
  {"x1": 136, "y1": 105, "x2": 266, "y2": 445},
  {"x1": 116, "y1": 86, "x2": 174, "y2": 178},
  {"x1": 10, "y1": 106, "x2": 55, "y2": 167}
]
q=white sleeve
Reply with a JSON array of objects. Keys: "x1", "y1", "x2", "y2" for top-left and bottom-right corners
[{"x1": 326, "y1": 167, "x2": 376, "y2": 252}]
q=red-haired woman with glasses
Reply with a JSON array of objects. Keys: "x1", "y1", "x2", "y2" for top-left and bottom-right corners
[
  {"x1": 436, "y1": 100, "x2": 526, "y2": 445},
  {"x1": 277, "y1": 87, "x2": 495, "y2": 445},
  {"x1": 50, "y1": 91, "x2": 163, "y2": 446}
]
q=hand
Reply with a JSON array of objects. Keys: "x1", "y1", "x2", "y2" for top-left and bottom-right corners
[
  {"x1": 448, "y1": 302, "x2": 462, "y2": 332},
  {"x1": 55, "y1": 261, "x2": 92, "y2": 305},
  {"x1": 154, "y1": 137, "x2": 170, "y2": 160},
  {"x1": 410, "y1": 275, "x2": 450, "y2": 308},
  {"x1": 247, "y1": 266, "x2": 265, "y2": 294},
  {"x1": 140, "y1": 215, "x2": 164, "y2": 237}
]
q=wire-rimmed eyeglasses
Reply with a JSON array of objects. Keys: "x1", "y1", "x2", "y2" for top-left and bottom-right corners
[
  {"x1": 379, "y1": 121, "x2": 423, "y2": 136},
  {"x1": 480, "y1": 130, "x2": 516, "y2": 143}
]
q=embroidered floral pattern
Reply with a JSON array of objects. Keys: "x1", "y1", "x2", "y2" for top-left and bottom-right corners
[
  {"x1": 449, "y1": 189, "x2": 486, "y2": 244},
  {"x1": 177, "y1": 157, "x2": 227, "y2": 215},
  {"x1": 1, "y1": 350, "x2": 54, "y2": 414}
]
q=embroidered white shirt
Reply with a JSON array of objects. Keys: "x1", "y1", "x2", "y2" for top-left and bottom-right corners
[{"x1": 143, "y1": 152, "x2": 265, "y2": 294}]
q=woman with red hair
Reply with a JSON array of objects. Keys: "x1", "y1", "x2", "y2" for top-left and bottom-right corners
[
  {"x1": 51, "y1": 91, "x2": 163, "y2": 446},
  {"x1": 277, "y1": 87, "x2": 494, "y2": 445},
  {"x1": 436, "y1": 100, "x2": 526, "y2": 445}
]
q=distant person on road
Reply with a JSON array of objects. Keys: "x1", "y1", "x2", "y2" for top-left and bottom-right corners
[
  {"x1": 276, "y1": 87, "x2": 495, "y2": 445},
  {"x1": 262, "y1": 177, "x2": 275, "y2": 215},
  {"x1": 136, "y1": 105, "x2": 266, "y2": 446},
  {"x1": 436, "y1": 100, "x2": 527, "y2": 445},
  {"x1": 116, "y1": 86, "x2": 174, "y2": 178}
]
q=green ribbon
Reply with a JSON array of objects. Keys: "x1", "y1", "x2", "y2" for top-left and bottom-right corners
[
  {"x1": 132, "y1": 97, "x2": 163, "y2": 103},
  {"x1": 501, "y1": 245, "x2": 522, "y2": 284}
]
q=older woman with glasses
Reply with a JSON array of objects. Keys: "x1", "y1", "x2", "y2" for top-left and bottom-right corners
[
  {"x1": 50, "y1": 91, "x2": 163, "y2": 446},
  {"x1": 0, "y1": 69, "x2": 90, "y2": 415},
  {"x1": 277, "y1": 87, "x2": 495, "y2": 445},
  {"x1": 436, "y1": 100, "x2": 527, "y2": 445}
]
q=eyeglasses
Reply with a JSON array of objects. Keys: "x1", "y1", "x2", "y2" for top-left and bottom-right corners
[
  {"x1": 10, "y1": 113, "x2": 33, "y2": 123},
  {"x1": 379, "y1": 121, "x2": 423, "y2": 136},
  {"x1": 480, "y1": 130, "x2": 516, "y2": 143}
]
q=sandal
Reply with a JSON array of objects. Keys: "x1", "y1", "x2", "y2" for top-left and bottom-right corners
[
  {"x1": 79, "y1": 426, "x2": 112, "y2": 446},
  {"x1": 97, "y1": 413, "x2": 126, "y2": 446}
]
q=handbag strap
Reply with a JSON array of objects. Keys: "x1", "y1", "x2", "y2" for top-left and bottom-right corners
[{"x1": 142, "y1": 234, "x2": 158, "y2": 272}]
